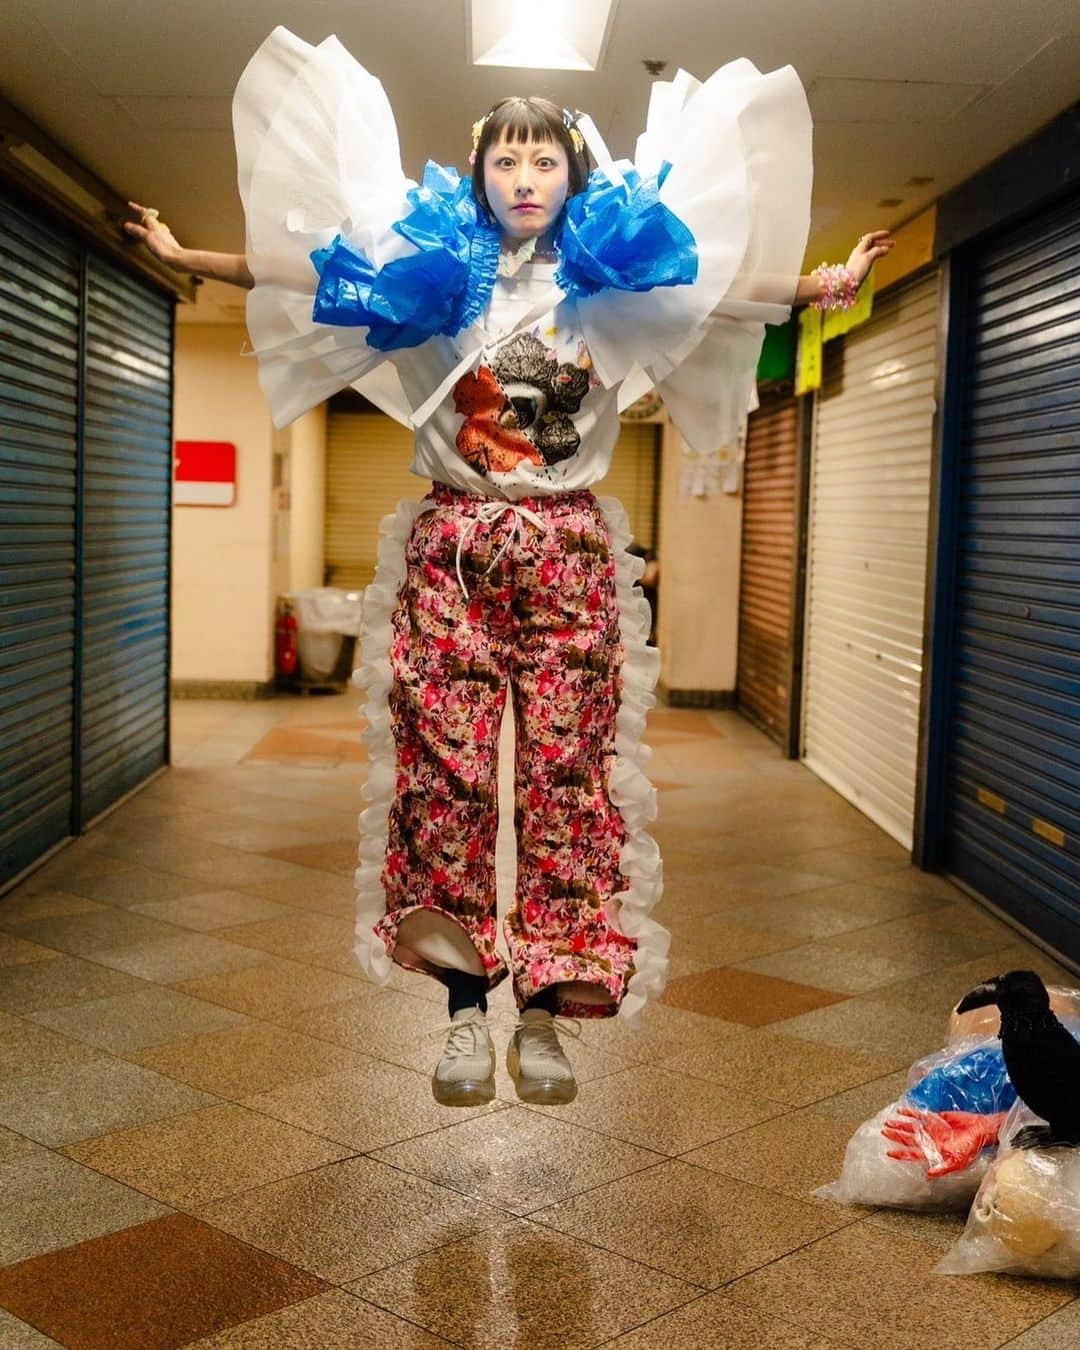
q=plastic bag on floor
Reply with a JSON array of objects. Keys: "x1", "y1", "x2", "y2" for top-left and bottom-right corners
[
  {"x1": 936, "y1": 1101, "x2": 1080, "y2": 1278},
  {"x1": 947, "y1": 985, "x2": 1080, "y2": 1045},
  {"x1": 814, "y1": 1037, "x2": 1018, "y2": 1210}
]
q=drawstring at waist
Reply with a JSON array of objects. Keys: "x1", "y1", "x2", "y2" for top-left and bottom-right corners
[{"x1": 420, "y1": 498, "x2": 549, "y2": 601}]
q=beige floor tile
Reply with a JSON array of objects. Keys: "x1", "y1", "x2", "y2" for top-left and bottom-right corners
[
  {"x1": 0, "y1": 933, "x2": 61, "y2": 967},
  {"x1": 665, "y1": 1028, "x2": 896, "y2": 1107},
  {"x1": 26, "y1": 985, "x2": 251, "y2": 1053},
  {"x1": 532, "y1": 1159, "x2": 852, "y2": 1287},
  {"x1": 188, "y1": 1288, "x2": 451, "y2": 1348},
  {"x1": 771, "y1": 996, "x2": 949, "y2": 1065},
  {"x1": 0, "y1": 1308, "x2": 63, "y2": 1347},
  {"x1": 1, "y1": 1149, "x2": 171, "y2": 1264},
  {"x1": 0, "y1": 890, "x2": 106, "y2": 926},
  {"x1": 127, "y1": 1020, "x2": 373, "y2": 1099},
  {"x1": 1003, "y1": 1299, "x2": 1080, "y2": 1349},
  {"x1": 279, "y1": 985, "x2": 450, "y2": 1055},
  {"x1": 240, "y1": 1055, "x2": 507, "y2": 1152},
  {"x1": 195, "y1": 1154, "x2": 504, "y2": 1282},
  {"x1": 524, "y1": 1064, "x2": 787, "y2": 1155},
  {"x1": 804, "y1": 1071, "x2": 912, "y2": 1126},
  {"x1": 215, "y1": 911, "x2": 353, "y2": 960},
  {"x1": 0, "y1": 954, "x2": 150, "y2": 1016},
  {"x1": 600, "y1": 1292, "x2": 847, "y2": 1348},
  {"x1": 664, "y1": 915, "x2": 797, "y2": 966},
  {"x1": 823, "y1": 912, "x2": 1008, "y2": 969},
  {"x1": 90, "y1": 931, "x2": 271, "y2": 984},
  {"x1": 0, "y1": 1123, "x2": 47, "y2": 1163},
  {"x1": 129, "y1": 889, "x2": 297, "y2": 930},
  {"x1": 348, "y1": 1217, "x2": 700, "y2": 1349},
  {"x1": 0, "y1": 1011, "x2": 105, "y2": 1081},
  {"x1": 0, "y1": 1055, "x2": 219, "y2": 1146},
  {"x1": 861, "y1": 1205, "x2": 968, "y2": 1252},
  {"x1": 734, "y1": 940, "x2": 929, "y2": 995},
  {"x1": 61, "y1": 1101, "x2": 354, "y2": 1208},
  {"x1": 572, "y1": 1000, "x2": 744, "y2": 1066},
  {"x1": 681, "y1": 1107, "x2": 866, "y2": 1207},
  {"x1": 19, "y1": 851, "x2": 132, "y2": 896},
  {"x1": 174, "y1": 955, "x2": 364, "y2": 1019},
  {"x1": 54, "y1": 864, "x2": 209, "y2": 908},
  {"x1": 234, "y1": 870, "x2": 357, "y2": 916},
  {"x1": 371, "y1": 1105, "x2": 663, "y2": 1214},
  {"x1": 723, "y1": 1222, "x2": 1071, "y2": 1349}
]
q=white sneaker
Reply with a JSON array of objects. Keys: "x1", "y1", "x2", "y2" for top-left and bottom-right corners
[
  {"x1": 507, "y1": 1007, "x2": 582, "y2": 1104},
  {"x1": 430, "y1": 1007, "x2": 496, "y2": 1106}
]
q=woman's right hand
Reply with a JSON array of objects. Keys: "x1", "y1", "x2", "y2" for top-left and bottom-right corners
[{"x1": 123, "y1": 200, "x2": 185, "y2": 269}]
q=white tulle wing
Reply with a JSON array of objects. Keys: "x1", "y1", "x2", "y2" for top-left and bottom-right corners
[
  {"x1": 586, "y1": 59, "x2": 813, "y2": 454},
  {"x1": 233, "y1": 26, "x2": 415, "y2": 427}
]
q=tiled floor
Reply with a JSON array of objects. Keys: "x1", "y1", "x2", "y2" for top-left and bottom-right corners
[{"x1": 1, "y1": 691, "x2": 1077, "y2": 1348}]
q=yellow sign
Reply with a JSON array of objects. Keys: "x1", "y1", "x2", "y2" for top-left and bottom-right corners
[
  {"x1": 823, "y1": 270, "x2": 876, "y2": 342},
  {"x1": 795, "y1": 306, "x2": 822, "y2": 395}
]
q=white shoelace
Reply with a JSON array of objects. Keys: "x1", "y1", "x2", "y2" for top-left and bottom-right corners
[
  {"x1": 452, "y1": 501, "x2": 548, "y2": 602},
  {"x1": 512, "y1": 1014, "x2": 583, "y2": 1061}
]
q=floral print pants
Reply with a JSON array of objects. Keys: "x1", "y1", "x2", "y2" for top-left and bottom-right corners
[{"x1": 371, "y1": 484, "x2": 639, "y2": 1018}]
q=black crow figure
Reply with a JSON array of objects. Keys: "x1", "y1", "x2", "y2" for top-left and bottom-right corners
[{"x1": 955, "y1": 970, "x2": 1080, "y2": 1149}]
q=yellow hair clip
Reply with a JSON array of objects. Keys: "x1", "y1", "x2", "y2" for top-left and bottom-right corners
[{"x1": 569, "y1": 126, "x2": 585, "y2": 155}]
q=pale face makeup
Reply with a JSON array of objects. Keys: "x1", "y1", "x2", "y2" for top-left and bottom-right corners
[{"x1": 481, "y1": 134, "x2": 570, "y2": 251}]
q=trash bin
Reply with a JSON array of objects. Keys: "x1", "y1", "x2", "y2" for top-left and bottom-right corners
[{"x1": 289, "y1": 587, "x2": 364, "y2": 684}]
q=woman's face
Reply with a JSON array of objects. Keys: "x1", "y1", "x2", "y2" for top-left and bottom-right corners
[{"x1": 482, "y1": 134, "x2": 570, "y2": 245}]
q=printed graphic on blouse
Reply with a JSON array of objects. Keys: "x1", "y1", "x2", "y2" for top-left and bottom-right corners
[{"x1": 453, "y1": 331, "x2": 595, "y2": 480}]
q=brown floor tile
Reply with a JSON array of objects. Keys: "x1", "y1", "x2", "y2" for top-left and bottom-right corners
[
  {"x1": 0, "y1": 890, "x2": 106, "y2": 926},
  {"x1": 371, "y1": 1106, "x2": 662, "y2": 1214},
  {"x1": 0, "y1": 1212, "x2": 328, "y2": 1350},
  {"x1": 0, "y1": 933, "x2": 60, "y2": 967},
  {"x1": 129, "y1": 889, "x2": 296, "y2": 931},
  {"x1": 348, "y1": 1217, "x2": 700, "y2": 1349},
  {"x1": 0, "y1": 1012, "x2": 104, "y2": 1081},
  {"x1": 61, "y1": 1101, "x2": 353, "y2": 1208},
  {"x1": 188, "y1": 1288, "x2": 451, "y2": 1348},
  {"x1": 27, "y1": 985, "x2": 251, "y2": 1054},
  {"x1": 233, "y1": 869, "x2": 357, "y2": 917},
  {"x1": 1, "y1": 1150, "x2": 170, "y2": 1265},
  {"x1": 603, "y1": 1292, "x2": 847, "y2": 1348},
  {"x1": 173, "y1": 956, "x2": 363, "y2": 1020},
  {"x1": 10, "y1": 907, "x2": 191, "y2": 957},
  {"x1": 240, "y1": 1054, "x2": 506, "y2": 1152},
  {"x1": 54, "y1": 865, "x2": 208, "y2": 908},
  {"x1": 0, "y1": 955, "x2": 150, "y2": 1017},
  {"x1": 532, "y1": 1159, "x2": 851, "y2": 1288},
  {"x1": 723, "y1": 1222, "x2": 1071, "y2": 1350},
  {"x1": 0, "y1": 1056, "x2": 218, "y2": 1146},
  {"x1": 195, "y1": 1154, "x2": 503, "y2": 1283},
  {"x1": 214, "y1": 912, "x2": 353, "y2": 961},
  {"x1": 662, "y1": 967, "x2": 849, "y2": 1025},
  {"x1": 525, "y1": 1064, "x2": 786, "y2": 1156},
  {"x1": 259, "y1": 838, "x2": 358, "y2": 874},
  {"x1": 127, "y1": 1021, "x2": 372, "y2": 1100},
  {"x1": 1003, "y1": 1299, "x2": 1080, "y2": 1349},
  {"x1": 244, "y1": 726, "x2": 367, "y2": 764}
]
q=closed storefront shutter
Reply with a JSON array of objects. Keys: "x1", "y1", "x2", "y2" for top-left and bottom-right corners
[
  {"x1": 80, "y1": 254, "x2": 172, "y2": 823},
  {"x1": 945, "y1": 190, "x2": 1080, "y2": 955},
  {"x1": 0, "y1": 192, "x2": 79, "y2": 880},
  {"x1": 738, "y1": 389, "x2": 800, "y2": 745},
  {"x1": 325, "y1": 411, "x2": 659, "y2": 590},
  {"x1": 801, "y1": 271, "x2": 939, "y2": 847},
  {"x1": 0, "y1": 184, "x2": 174, "y2": 887}
]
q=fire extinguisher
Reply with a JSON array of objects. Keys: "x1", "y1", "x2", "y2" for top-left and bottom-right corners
[{"x1": 275, "y1": 597, "x2": 298, "y2": 679}]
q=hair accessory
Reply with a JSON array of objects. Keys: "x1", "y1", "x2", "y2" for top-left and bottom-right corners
[{"x1": 810, "y1": 261, "x2": 859, "y2": 312}]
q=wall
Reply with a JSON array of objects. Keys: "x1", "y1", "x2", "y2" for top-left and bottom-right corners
[
  {"x1": 172, "y1": 324, "x2": 276, "y2": 684},
  {"x1": 286, "y1": 403, "x2": 327, "y2": 591},
  {"x1": 655, "y1": 422, "x2": 743, "y2": 698}
]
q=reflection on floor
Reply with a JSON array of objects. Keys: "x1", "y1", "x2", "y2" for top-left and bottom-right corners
[{"x1": 0, "y1": 691, "x2": 1076, "y2": 1348}]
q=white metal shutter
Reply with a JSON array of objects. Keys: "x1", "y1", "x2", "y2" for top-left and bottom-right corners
[
  {"x1": 325, "y1": 413, "x2": 429, "y2": 590},
  {"x1": 801, "y1": 271, "x2": 939, "y2": 847},
  {"x1": 325, "y1": 413, "x2": 660, "y2": 589}
]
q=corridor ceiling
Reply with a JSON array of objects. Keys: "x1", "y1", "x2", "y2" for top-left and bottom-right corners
[{"x1": 2, "y1": 0, "x2": 1077, "y2": 322}]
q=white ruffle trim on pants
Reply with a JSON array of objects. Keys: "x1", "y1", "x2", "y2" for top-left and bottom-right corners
[
  {"x1": 596, "y1": 495, "x2": 671, "y2": 1026},
  {"x1": 351, "y1": 498, "x2": 427, "y2": 985}
]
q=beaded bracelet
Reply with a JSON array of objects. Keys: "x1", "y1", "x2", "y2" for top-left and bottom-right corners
[{"x1": 810, "y1": 262, "x2": 859, "y2": 312}]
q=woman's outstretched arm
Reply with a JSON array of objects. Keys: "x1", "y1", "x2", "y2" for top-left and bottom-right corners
[
  {"x1": 123, "y1": 200, "x2": 254, "y2": 289},
  {"x1": 793, "y1": 228, "x2": 895, "y2": 305}
]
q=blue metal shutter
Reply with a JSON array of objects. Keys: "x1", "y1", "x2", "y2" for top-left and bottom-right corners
[
  {"x1": 946, "y1": 189, "x2": 1080, "y2": 957},
  {"x1": 0, "y1": 191, "x2": 79, "y2": 881},
  {"x1": 79, "y1": 253, "x2": 172, "y2": 823}
]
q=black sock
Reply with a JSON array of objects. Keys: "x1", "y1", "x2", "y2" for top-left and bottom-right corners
[
  {"x1": 523, "y1": 985, "x2": 559, "y2": 1016},
  {"x1": 443, "y1": 968, "x2": 488, "y2": 1017}
]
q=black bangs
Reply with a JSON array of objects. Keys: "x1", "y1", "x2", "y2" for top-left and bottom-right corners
[{"x1": 470, "y1": 96, "x2": 591, "y2": 207}]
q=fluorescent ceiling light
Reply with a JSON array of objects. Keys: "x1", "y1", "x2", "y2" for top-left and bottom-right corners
[{"x1": 469, "y1": 0, "x2": 618, "y2": 71}]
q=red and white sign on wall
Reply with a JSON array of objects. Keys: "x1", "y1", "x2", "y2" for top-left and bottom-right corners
[{"x1": 174, "y1": 441, "x2": 237, "y2": 507}]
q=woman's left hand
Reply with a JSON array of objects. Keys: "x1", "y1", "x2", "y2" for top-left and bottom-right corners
[{"x1": 845, "y1": 229, "x2": 896, "y2": 288}]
